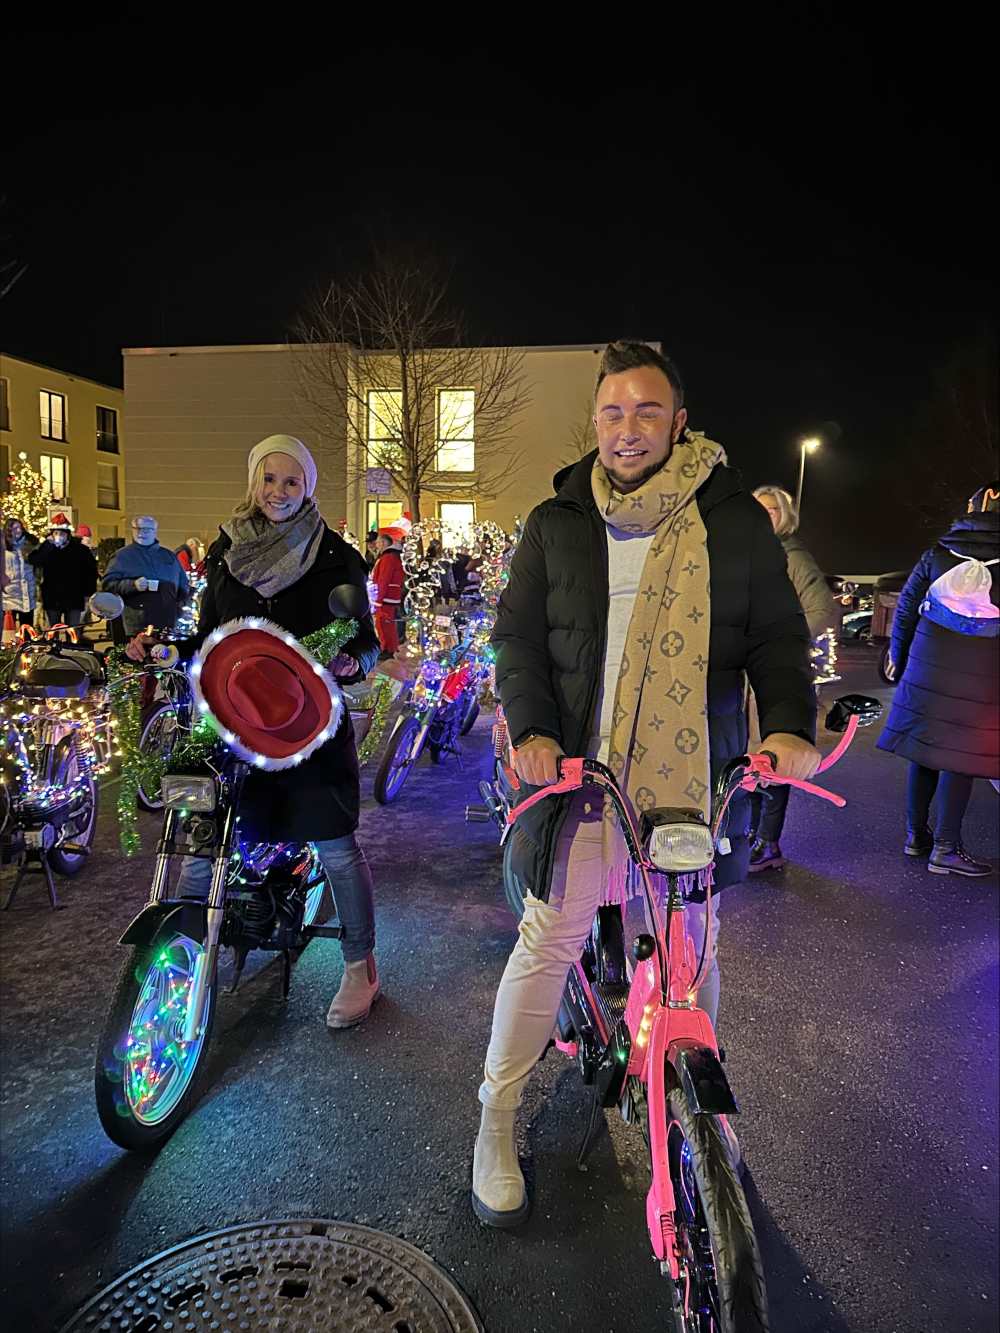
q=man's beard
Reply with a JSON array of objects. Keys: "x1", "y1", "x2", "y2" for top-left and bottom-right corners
[{"x1": 603, "y1": 419, "x2": 680, "y2": 493}]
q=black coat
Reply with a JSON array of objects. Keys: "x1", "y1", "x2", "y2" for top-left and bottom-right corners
[
  {"x1": 877, "y1": 510, "x2": 999, "y2": 777},
  {"x1": 494, "y1": 451, "x2": 816, "y2": 902},
  {"x1": 178, "y1": 523, "x2": 380, "y2": 841},
  {"x1": 27, "y1": 538, "x2": 98, "y2": 612}
]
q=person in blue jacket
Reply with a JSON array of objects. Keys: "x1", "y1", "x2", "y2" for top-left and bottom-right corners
[
  {"x1": 102, "y1": 515, "x2": 189, "y2": 636},
  {"x1": 877, "y1": 485, "x2": 999, "y2": 876}
]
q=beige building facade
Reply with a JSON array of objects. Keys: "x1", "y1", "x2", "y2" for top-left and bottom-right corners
[
  {"x1": 123, "y1": 342, "x2": 608, "y2": 551},
  {"x1": 0, "y1": 352, "x2": 127, "y2": 538}
]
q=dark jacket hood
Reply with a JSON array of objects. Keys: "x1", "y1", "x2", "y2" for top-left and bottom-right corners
[
  {"x1": 938, "y1": 509, "x2": 1000, "y2": 561},
  {"x1": 552, "y1": 446, "x2": 745, "y2": 517}
]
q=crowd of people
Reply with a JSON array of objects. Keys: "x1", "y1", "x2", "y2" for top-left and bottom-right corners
[{"x1": 3, "y1": 342, "x2": 997, "y2": 1232}]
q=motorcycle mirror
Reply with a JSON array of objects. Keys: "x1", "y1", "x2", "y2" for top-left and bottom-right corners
[
  {"x1": 328, "y1": 583, "x2": 369, "y2": 621},
  {"x1": 825, "y1": 693, "x2": 883, "y2": 733},
  {"x1": 89, "y1": 591, "x2": 125, "y2": 620}
]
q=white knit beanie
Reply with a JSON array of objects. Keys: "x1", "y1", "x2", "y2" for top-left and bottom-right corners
[{"x1": 247, "y1": 435, "x2": 318, "y2": 498}]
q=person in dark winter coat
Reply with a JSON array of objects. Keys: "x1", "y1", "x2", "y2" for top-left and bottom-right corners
[
  {"x1": 127, "y1": 434, "x2": 383, "y2": 1028},
  {"x1": 27, "y1": 513, "x2": 98, "y2": 625},
  {"x1": 471, "y1": 341, "x2": 819, "y2": 1228},
  {"x1": 749, "y1": 484, "x2": 840, "y2": 871},
  {"x1": 103, "y1": 516, "x2": 190, "y2": 636},
  {"x1": 876, "y1": 485, "x2": 999, "y2": 877}
]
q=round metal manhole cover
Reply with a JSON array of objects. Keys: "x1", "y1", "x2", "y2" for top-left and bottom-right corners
[{"x1": 58, "y1": 1218, "x2": 484, "y2": 1333}]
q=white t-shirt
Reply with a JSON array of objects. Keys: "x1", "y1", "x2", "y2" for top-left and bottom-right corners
[{"x1": 590, "y1": 524, "x2": 656, "y2": 762}]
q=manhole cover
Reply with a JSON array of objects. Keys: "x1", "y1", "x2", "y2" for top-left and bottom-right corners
[{"x1": 58, "y1": 1218, "x2": 484, "y2": 1333}]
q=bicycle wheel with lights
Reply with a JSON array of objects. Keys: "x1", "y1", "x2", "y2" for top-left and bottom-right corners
[
  {"x1": 665, "y1": 1087, "x2": 768, "y2": 1333},
  {"x1": 95, "y1": 922, "x2": 216, "y2": 1150}
]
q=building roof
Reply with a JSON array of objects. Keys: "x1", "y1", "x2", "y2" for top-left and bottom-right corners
[{"x1": 0, "y1": 350, "x2": 123, "y2": 393}]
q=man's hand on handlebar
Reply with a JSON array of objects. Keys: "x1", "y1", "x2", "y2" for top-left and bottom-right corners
[
  {"x1": 512, "y1": 735, "x2": 565, "y2": 787},
  {"x1": 760, "y1": 732, "x2": 822, "y2": 782}
]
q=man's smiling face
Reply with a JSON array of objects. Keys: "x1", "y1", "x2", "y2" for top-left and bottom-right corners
[{"x1": 594, "y1": 365, "x2": 688, "y2": 492}]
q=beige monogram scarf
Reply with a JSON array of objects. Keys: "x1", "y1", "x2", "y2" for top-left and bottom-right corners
[{"x1": 591, "y1": 430, "x2": 726, "y2": 895}]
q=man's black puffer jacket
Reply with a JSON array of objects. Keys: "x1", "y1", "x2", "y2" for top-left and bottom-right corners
[{"x1": 493, "y1": 450, "x2": 816, "y2": 902}]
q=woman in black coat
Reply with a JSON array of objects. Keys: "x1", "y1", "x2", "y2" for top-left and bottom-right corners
[
  {"x1": 877, "y1": 485, "x2": 999, "y2": 876},
  {"x1": 127, "y1": 436, "x2": 383, "y2": 1025}
]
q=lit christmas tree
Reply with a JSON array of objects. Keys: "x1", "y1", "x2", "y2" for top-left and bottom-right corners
[{"x1": 3, "y1": 453, "x2": 51, "y2": 537}]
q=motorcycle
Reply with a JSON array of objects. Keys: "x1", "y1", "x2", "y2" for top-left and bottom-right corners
[
  {"x1": 0, "y1": 592, "x2": 124, "y2": 909},
  {"x1": 93, "y1": 585, "x2": 367, "y2": 1150},
  {"x1": 372, "y1": 640, "x2": 484, "y2": 804},
  {"x1": 464, "y1": 703, "x2": 527, "y2": 919}
]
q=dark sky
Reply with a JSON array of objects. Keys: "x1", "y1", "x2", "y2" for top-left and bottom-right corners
[{"x1": 2, "y1": 16, "x2": 996, "y2": 572}]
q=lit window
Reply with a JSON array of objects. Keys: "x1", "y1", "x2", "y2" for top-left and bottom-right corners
[
  {"x1": 365, "y1": 500, "x2": 404, "y2": 535},
  {"x1": 437, "y1": 389, "x2": 475, "y2": 472},
  {"x1": 366, "y1": 389, "x2": 403, "y2": 468},
  {"x1": 40, "y1": 390, "x2": 66, "y2": 441},
  {"x1": 97, "y1": 405, "x2": 119, "y2": 453},
  {"x1": 39, "y1": 453, "x2": 68, "y2": 501},
  {"x1": 439, "y1": 502, "x2": 475, "y2": 547},
  {"x1": 97, "y1": 462, "x2": 120, "y2": 510}
]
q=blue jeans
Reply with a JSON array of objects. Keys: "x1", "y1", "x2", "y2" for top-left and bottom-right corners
[{"x1": 174, "y1": 833, "x2": 376, "y2": 962}]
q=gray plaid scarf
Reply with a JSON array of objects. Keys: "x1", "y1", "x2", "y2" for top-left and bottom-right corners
[{"x1": 221, "y1": 498, "x2": 325, "y2": 597}]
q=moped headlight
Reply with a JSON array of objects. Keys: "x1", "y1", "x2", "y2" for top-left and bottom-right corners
[
  {"x1": 642, "y1": 807, "x2": 715, "y2": 873},
  {"x1": 160, "y1": 775, "x2": 216, "y2": 813}
]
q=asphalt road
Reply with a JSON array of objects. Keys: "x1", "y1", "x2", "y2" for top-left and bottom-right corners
[{"x1": 1, "y1": 647, "x2": 997, "y2": 1332}]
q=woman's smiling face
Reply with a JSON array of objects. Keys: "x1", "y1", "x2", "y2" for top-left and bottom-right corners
[{"x1": 256, "y1": 453, "x2": 306, "y2": 522}]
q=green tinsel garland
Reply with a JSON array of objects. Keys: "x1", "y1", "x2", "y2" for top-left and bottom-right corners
[
  {"x1": 356, "y1": 675, "x2": 395, "y2": 764},
  {"x1": 110, "y1": 619, "x2": 357, "y2": 856}
]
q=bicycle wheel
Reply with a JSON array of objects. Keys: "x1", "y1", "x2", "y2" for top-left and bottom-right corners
[
  {"x1": 459, "y1": 691, "x2": 480, "y2": 735},
  {"x1": 48, "y1": 774, "x2": 99, "y2": 876},
  {"x1": 666, "y1": 1087, "x2": 768, "y2": 1332},
  {"x1": 137, "y1": 703, "x2": 181, "y2": 811},
  {"x1": 95, "y1": 921, "x2": 216, "y2": 1151},
  {"x1": 373, "y1": 716, "x2": 421, "y2": 804}
]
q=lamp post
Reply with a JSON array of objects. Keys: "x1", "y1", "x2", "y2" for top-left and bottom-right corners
[{"x1": 796, "y1": 437, "x2": 821, "y2": 515}]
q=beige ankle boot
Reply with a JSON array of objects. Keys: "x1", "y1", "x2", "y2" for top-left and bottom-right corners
[
  {"x1": 326, "y1": 955, "x2": 380, "y2": 1029},
  {"x1": 471, "y1": 1104, "x2": 529, "y2": 1227}
]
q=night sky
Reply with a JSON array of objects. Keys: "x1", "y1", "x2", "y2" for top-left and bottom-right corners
[{"x1": 3, "y1": 16, "x2": 996, "y2": 573}]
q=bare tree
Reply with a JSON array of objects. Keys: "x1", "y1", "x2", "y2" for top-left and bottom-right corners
[
  {"x1": 0, "y1": 198, "x2": 27, "y2": 301},
  {"x1": 560, "y1": 398, "x2": 598, "y2": 467},
  {"x1": 293, "y1": 254, "x2": 531, "y2": 521}
]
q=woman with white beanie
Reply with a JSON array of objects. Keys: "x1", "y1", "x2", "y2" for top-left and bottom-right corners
[{"x1": 127, "y1": 435, "x2": 383, "y2": 1027}]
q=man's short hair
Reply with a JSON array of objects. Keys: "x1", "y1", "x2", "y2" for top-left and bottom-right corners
[{"x1": 594, "y1": 340, "x2": 685, "y2": 411}]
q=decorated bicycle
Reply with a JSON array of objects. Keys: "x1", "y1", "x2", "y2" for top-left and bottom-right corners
[{"x1": 0, "y1": 592, "x2": 125, "y2": 909}]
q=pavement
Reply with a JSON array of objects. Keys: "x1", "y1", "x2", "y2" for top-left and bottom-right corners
[{"x1": 1, "y1": 647, "x2": 997, "y2": 1332}]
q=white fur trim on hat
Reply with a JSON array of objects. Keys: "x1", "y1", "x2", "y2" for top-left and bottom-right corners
[
  {"x1": 248, "y1": 435, "x2": 318, "y2": 498},
  {"x1": 190, "y1": 617, "x2": 343, "y2": 770}
]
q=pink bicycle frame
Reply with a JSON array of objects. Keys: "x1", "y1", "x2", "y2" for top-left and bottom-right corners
[{"x1": 504, "y1": 727, "x2": 858, "y2": 1276}]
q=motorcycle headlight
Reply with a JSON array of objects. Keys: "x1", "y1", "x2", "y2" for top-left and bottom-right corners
[
  {"x1": 160, "y1": 775, "x2": 216, "y2": 813},
  {"x1": 643, "y1": 808, "x2": 715, "y2": 874}
]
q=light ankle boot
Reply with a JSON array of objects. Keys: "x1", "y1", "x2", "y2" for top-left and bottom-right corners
[
  {"x1": 326, "y1": 955, "x2": 380, "y2": 1029},
  {"x1": 471, "y1": 1104, "x2": 530, "y2": 1228}
]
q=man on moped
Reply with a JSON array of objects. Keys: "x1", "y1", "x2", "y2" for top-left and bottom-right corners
[{"x1": 472, "y1": 340, "x2": 821, "y2": 1226}]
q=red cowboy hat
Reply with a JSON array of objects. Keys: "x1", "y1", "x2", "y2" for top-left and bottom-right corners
[{"x1": 191, "y1": 619, "x2": 343, "y2": 770}]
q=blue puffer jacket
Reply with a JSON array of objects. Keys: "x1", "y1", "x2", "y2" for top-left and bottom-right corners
[
  {"x1": 877, "y1": 510, "x2": 999, "y2": 778},
  {"x1": 102, "y1": 541, "x2": 190, "y2": 634}
]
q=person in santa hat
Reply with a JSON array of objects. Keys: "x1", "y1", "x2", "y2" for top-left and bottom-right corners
[
  {"x1": 75, "y1": 524, "x2": 94, "y2": 548},
  {"x1": 27, "y1": 512, "x2": 97, "y2": 627},
  {"x1": 127, "y1": 435, "x2": 383, "y2": 1028},
  {"x1": 371, "y1": 524, "x2": 406, "y2": 659}
]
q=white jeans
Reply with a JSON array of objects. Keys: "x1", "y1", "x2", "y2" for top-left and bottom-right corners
[{"x1": 480, "y1": 795, "x2": 721, "y2": 1111}]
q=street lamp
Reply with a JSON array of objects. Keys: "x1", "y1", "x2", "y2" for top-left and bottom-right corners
[{"x1": 796, "y1": 436, "x2": 821, "y2": 515}]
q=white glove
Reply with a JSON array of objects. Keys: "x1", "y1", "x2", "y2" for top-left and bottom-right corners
[{"x1": 134, "y1": 576, "x2": 149, "y2": 592}]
